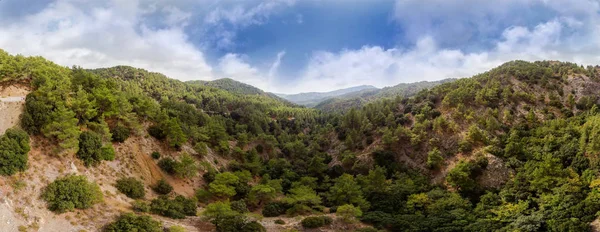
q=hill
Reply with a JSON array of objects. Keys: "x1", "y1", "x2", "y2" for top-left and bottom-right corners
[
  {"x1": 4, "y1": 47, "x2": 600, "y2": 231},
  {"x1": 187, "y1": 78, "x2": 264, "y2": 95},
  {"x1": 275, "y1": 85, "x2": 378, "y2": 107},
  {"x1": 315, "y1": 79, "x2": 454, "y2": 112}
]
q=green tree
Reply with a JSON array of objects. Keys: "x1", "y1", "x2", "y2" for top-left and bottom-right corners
[
  {"x1": 76, "y1": 131, "x2": 112, "y2": 166},
  {"x1": 42, "y1": 104, "x2": 80, "y2": 150},
  {"x1": 283, "y1": 185, "x2": 321, "y2": 206},
  {"x1": 166, "y1": 118, "x2": 187, "y2": 148},
  {"x1": 203, "y1": 201, "x2": 237, "y2": 229},
  {"x1": 42, "y1": 175, "x2": 103, "y2": 213},
  {"x1": 0, "y1": 127, "x2": 30, "y2": 175},
  {"x1": 174, "y1": 153, "x2": 198, "y2": 178},
  {"x1": 209, "y1": 172, "x2": 239, "y2": 198},
  {"x1": 70, "y1": 86, "x2": 98, "y2": 123},
  {"x1": 327, "y1": 174, "x2": 369, "y2": 210},
  {"x1": 427, "y1": 148, "x2": 444, "y2": 169},
  {"x1": 248, "y1": 184, "x2": 279, "y2": 206},
  {"x1": 336, "y1": 204, "x2": 362, "y2": 223}
]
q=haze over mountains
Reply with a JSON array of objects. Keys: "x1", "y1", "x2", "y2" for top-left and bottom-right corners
[
  {"x1": 185, "y1": 77, "x2": 453, "y2": 112},
  {"x1": 274, "y1": 85, "x2": 378, "y2": 107}
]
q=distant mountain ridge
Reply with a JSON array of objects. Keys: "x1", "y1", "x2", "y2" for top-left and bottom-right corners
[
  {"x1": 315, "y1": 79, "x2": 455, "y2": 112},
  {"x1": 275, "y1": 85, "x2": 378, "y2": 107}
]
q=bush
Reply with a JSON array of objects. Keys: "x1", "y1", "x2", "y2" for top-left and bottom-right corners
[
  {"x1": 301, "y1": 216, "x2": 332, "y2": 228},
  {"x1": 337, "y1": 204, "x2": 363, "y2": 223},
  {"x1": 0, "y1": 127, "x2": 30, "y2": 175},
  {"x1": 132, "y1": 200, "x2": 150, "y2": 212},
  {"x1": 158, "y1": 155, "x2": 198, "y2": 178},
  {"x1": 194, "y1": 142, "x2": 208, "y2": 157},
  {"x1": 231, "y1": 200, "x2": 249, "y2": 213},
  {"x1": 158, "y1": 157, "x2": 177, "y2": 174},
  {"x1": 262, "y1": 202, "x2": 286, "y2": 217},
  {"x1": 354, "y1": 227, "x2": 379, "y2": 232},
  {"x1": 152, "y1": 179, "x2": 173, "y2": 195},
  {"x1": 77, "y1": 131, "x2": 113, "y2": 166},
  {"x1": 203, "y1": 171, "x2": 216, "y2": 183},
  {"x1": 151, "y1": 151, "x2": 161, "y2": 159},
  {"x1": 150, "y1": 195, "x2": 197, "y2": 219},
  {"x1": 148, "y1": 125, "x2": 166, "y2": 140},
  {"x1": 103, "y1": 213, "x2": 162, "y2": 232},
  {"x1": 275, "y1": 219, "x2": 285, "y2": 225},
  {"x1": 110, "y1": 125, "x2": 130, "y2": 143},
  {"x1": 116, "y1": 177, "x2": 145, "y2": 199},
  {"x1": 168, "y1": 225, "x2": 186, "y2": 232},
  {"x1": 174, "y1": 153, "x2": 198, "y2": 178},
  {"x1": 195, "y1": 189, "x2": 212, "y2": 203},
  {"x1": 42, "y1": 175, "x2": 103, "y2": 213}
]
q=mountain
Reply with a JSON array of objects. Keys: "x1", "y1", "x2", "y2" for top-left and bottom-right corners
[
  {"x1": 4, "y1": 47, "x2": 600, "y2": 231},
  {"x1": 275, "y1": 85, "x2": 378, "y2": 107},
  {"x1": 315, "y1": 79, "x2": 454, "y2": 112},
  {"x1": 187, "y1": 78, "x2": 265, "y2": 95}
]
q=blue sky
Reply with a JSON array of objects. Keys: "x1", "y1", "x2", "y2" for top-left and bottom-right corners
[{"x1": 1, "y1": 0, "x2": 600, "y2": 93}]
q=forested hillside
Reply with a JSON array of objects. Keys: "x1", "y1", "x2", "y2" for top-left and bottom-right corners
[
  {"x1": 315, "y1": 79, "x2": 453, "y2": 112},
  {"x1": 276, "y1": 85, "x2": 378, "y2": 107},
  {"x1": 4, "y1": 48, "x2": 600, "y2": 231}
]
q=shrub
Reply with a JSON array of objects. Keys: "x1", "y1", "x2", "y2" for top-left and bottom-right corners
[
  {"x1": 158, "y1": 157, "x2": 177, "y2": 174},
  {"x1": 195, "y1": 189, "x2": 212, "y2": 203},
  {"x1": 132, "y1": 200, "x2": 150, "y2": 212},
  {"x1": 231, "y1": 200, "x2": 248, "y2": 213},
  {"x1": 0, "y1": 127, "x2": 30, "y2": 176},
  {"x1": 151, "y1": 151, "x2": 161, "y2": 159},
  {"x1": 103, "y1": 213, "x2": 161, "y2": 232},
  {"x1": 77, "y1": 131, "x2": 113, "y2": 166},
  {"x1": 148, "y1": 125, "x2": 166, "y2": 140},
  {"x1": 101, "y1": 145, "x2": 116, "y2": 161},
  {"x1": 275, "y1": 219, "x2": 285, "y2": 225},
  {"x1": 286, "y1": 204, "x2": 312, "y2": 216},
  {"x1": 354, "y1": 227, "x2": 379, "y2": 232},
  {"x1": 194, "y1": 142, "x2": 208, "y2": 157},
  {"x1": 110, "y1": 125, "x2": 130, "y2": 143},
  {"x1": 42, "y1": 175, "x2": 103, "y2": 213},
  {"x1": 158, "y1": 155, "x2": 198, "y2": 178},
  {"x1": 152, "y1": 179, "x2": 173, "y2": 195},
  {"x1": 203, "y1": 171, "x2": 216, "y2": 183},
  {"x1": 174, "y1": 153, "x2": 198, "y2": 178},
  {"x1": 426, "y1": 148, "x2": 444, "y2": 169},
  {"x1": 262, "y1": 202, "x2": 286, "y2": 217},
  {"x1": 168, "y1": 225, "x2": 186, "y2": 232},
  {"x1": 337, "y1": 204, "x2": 363, "y2": 223},
  {"x1": 150, "y1": 195, "x2": 197, "y2": 219},
  {"x1": 301, "y1": 216, "x2": 332, "y2": 228},
  {"x1": 115, "y1": 177, "x2": 145, "y2": 199}
]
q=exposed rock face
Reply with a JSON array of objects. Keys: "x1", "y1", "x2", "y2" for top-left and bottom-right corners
[{"x1": 0, "y1": 85, "x2": 28, "y2": 135}]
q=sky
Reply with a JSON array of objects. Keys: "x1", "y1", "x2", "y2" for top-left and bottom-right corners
[{"x1": 1, "y1": 0, "x2": 600, "y2": 93}]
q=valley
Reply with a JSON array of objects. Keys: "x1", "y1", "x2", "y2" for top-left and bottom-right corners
[{"x1": 2, "y1": 50, "x2": 600, "y2": 232}]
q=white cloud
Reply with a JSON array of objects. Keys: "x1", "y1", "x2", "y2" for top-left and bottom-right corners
[
  {"x1": 203, "y1": 0, "x2": 295, "y2": 49},
  {"x1": 0, "y1": 0, "x2": 213, "y2": 81},
  {"x1": 268, "y1": 51, "x2": 286, "y2": 78},
  {"x1": 280, "y1": 15, "x2": 600, "y2": 93},
  {"x1": 217, "y1": 53, "x2": 268, "y2": 90}
]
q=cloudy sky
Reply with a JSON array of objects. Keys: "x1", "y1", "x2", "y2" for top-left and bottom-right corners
[{"x1": 1, "y1": 0, "x2": 600, "y2": 93}]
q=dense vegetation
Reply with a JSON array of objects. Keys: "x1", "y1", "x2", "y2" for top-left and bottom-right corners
[
  {"x1": 315, "y1": 79, "x2": 453, "y2": 112},
  {"x1": 6, "y1": 49, "x2": 600, "y2": 231}
]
